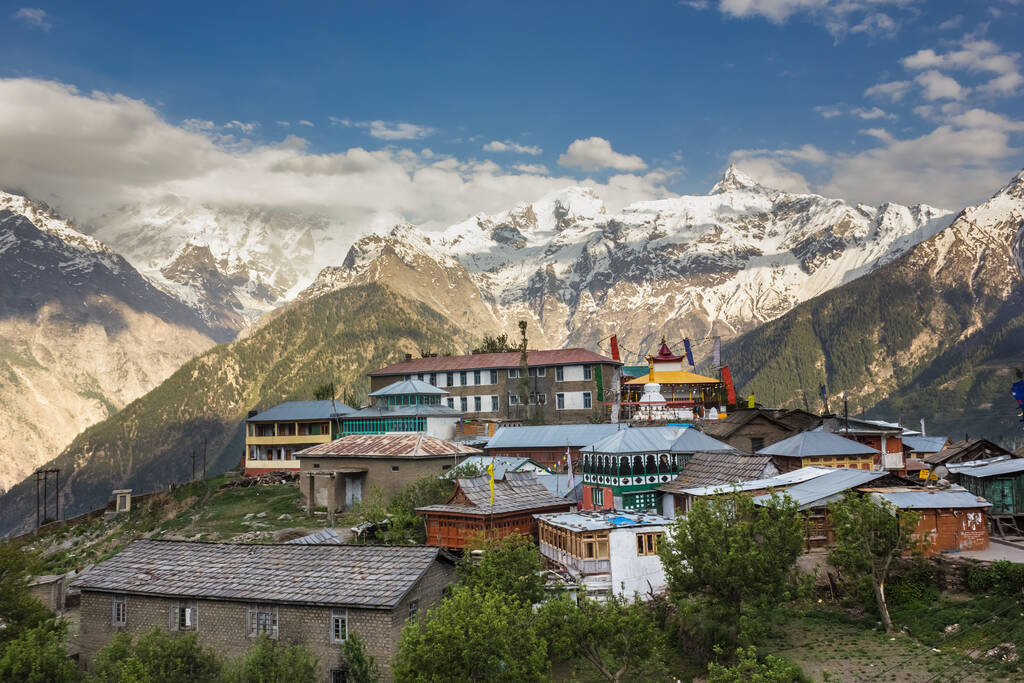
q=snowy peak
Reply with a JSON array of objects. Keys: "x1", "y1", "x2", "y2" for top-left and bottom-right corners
[
  {"x1": 994, "y1": 167, "x2": 1024, "y2": 201},
  {"x1": 709, "y1": 164, "x2": 772, "y2": 195}
]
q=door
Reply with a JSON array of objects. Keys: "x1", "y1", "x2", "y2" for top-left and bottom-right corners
[
  {"x1": 346, "y1": 475, "x2": 363, "y2": 507},
  {"x1": 314, "y1": 481, "x2": 328, "y2": 507}
]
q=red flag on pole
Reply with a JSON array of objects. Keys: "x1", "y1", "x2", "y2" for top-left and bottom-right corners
[
  {"x1": 610, "y1": 335, "x2": 620, "y2": 361},
  {"x1": 721, "y1": 365, "x2": 737, "y2": 404}
]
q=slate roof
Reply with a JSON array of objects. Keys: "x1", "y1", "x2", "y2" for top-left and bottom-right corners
[
  {"x1": 486, "y1": 424, "x2": 623, "y2": 450},
  {"x1": 417, "y1": 471, "x2": 570, "y2": 516},
  {"x1": 700, "y1": 409, "x2": 795, "y2": 440},
  {"x1": 903, "y1": 436, "x2": 950, "y2": 454},
  {"x1": 247, "y1": 400, "x2": 354, "y2": 422},
  {"x1": 368, "y1": 379, "x2": 448, "y2": 397},
  {"x1": 659, "y1": 452, "x2": 776, "y2": 494},
  {"x1": 949, "y1": 456, "x2": 1024, "y2": 478},
  {"x1": 296, "y1": 434, "x2": 480, "y2": 458},
  {"x1": 752, "y1": 468, "x2": 887, "y2": 509},
  {"x1": 70, "y1": 540, "x2": 441, "y2": 608},
  {"x1": 679, "y1": 466, "x2": 835, "y2": 497},
  {"x1": 758, "y1": 431, "x2": 878, "y2": 459},
  {"x1": 863, "y1": 486, "x2": 991, "y2": 510},
  {"x1": 923, "y1": 438, "x2": 1016, "y2": 465},
  {"x1": 370, "y1": 348, "x2": 619, "y2": 375},
  {"x1": 821, "y1": 417, "x2": 903, "y2": 435}
]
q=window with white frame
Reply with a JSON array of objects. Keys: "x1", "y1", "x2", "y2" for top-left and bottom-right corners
[
  {"x1": 556, "y1": 393, "x2": 565, "y2": 410},
  {"x1": 460, "y1": 397, "x2": 468, "y2": 412},
  {"x1": 429, "y1": 373, "x2": 437, "y2": 386},
  {"x1": 459, "y1": 371, "x2": 468, "y2": 385},
  {"x1": 556, "y1": 366, "x2": 564, "y2": 381},
  {"x1": 474, "y1": 396, "x2": 482, "y2": 411},
  {"x1": 247, "y1": 604, "x2": 278, "y2": 638},
  {"x1": 112, "y1": 594, "x2": 126, "y2": 626},
  {"x1": 417, "y1": 373, "x2": 424, "y2": 381},
  {"x1": 490, "y1": 395, "x2": 499, "y2": 411},
  {"x1": 446, "y1": 372, "x2": 454, "y2": 386},
  {"x1": 330, "y1": 608, "x2": 348, "y2": 643},
  {"x1": 473, "y1": 370, "x2": 481, "y2": 385},
  {"x1": 171, "y1": 601, "x2": 197, "y2": 631},
  {"x1": 507, "y1": 368, "x2": 520, "y2": 379},
  {"x1": 591, "y1": 488, "x2": 604, "y2": 506},
  {"x1": 508, "y1": 392, "x2": 520, "y2": 406},
  {"x1": 583, "y1": 391, "x2": 592, "y2": 409},
  {"x1": 583, "y1": 365, "x2": 593, "y2": 380},
  {"x1": 528, "y1": 367, "x2": 546, "y2": 377},
  {"x1": 489, "y1": 370, "x2": 498, "y2": 384},
  {"x1": 447, "y1": 397, "x2": 454, "y2": 408}
]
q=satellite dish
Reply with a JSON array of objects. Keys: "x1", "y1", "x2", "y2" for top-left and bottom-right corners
[{"x1": 934, "y1": 465, "x2": 949, "y2": 479}]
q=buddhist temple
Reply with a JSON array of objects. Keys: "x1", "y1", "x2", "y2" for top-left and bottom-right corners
[{"x1": 621, "y1": 337, "x2": 722, "y2": 419}]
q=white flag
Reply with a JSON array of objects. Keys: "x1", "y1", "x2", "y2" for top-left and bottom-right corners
[
  {"x1": 566, "y1": 447, "x2": 574, "y2": 492},
  {"x1": 713, "y1": 336, "x2": 721, "y2": 368}
]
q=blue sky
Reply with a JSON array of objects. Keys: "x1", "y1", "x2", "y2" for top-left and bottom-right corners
[{"x1": 1, "y1": 1, "x2": 1023, "y2": 231}]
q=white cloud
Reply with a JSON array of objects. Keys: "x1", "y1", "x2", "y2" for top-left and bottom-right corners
[
  {"x1": 482, "y1": 140, "x2": 542, "y2": 155},
  {"x1": 851, "y1": 106, "x2": 896, "y2": 120},
  {"x1": 298, "y1": 120, "x2": 314, "y2": 127},
  {"x1": 864, "y1": 80, "x2": 912, "y2": 101},
  {"x1": 915, "y1": 70, "x2": 968, "y2": 100},
  {"x1": 0, "y1": 78, "x2": 672, "y2": 244},
  {"x1": 902, "y1": 38, "x2": 1023, "y2": 96},
  {"x1": 11, "y1": 7, "x2": 50, "y2": 31},
  {"x1": 936, "y1": 16, "x2": 963, "y2": 31},
  {"x1": 275, "y1": 121, "x2": 290, "y2": 127},
  {"x1": 728, "y1": 143, "x2": 829, "y2": 193},
  {"x1": 330, "y1": 117, "x2": 435, "y2": 140},
  {"x1": 814, "y1": 104, "x2": 843, "y2": 118},
  {"x1": 708, "y1": 0, "x2": 915, "y2": 37},
  {"x1": 557, "y1": 137, "x2": 647, "y2": 172},
  {"x1": 850, "y1": 12, "x2": 897, "y2": 37},
  {"x1": 224, "y1": 120, "x2": 258, "y2": 134},
  {"x1": 511, "y1": 163, "x2": 549, "y2": 174}
]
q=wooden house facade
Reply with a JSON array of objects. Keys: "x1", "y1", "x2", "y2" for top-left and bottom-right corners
[{"x1": 949, "y1": 457, "x2": 1024, "y2": 536}]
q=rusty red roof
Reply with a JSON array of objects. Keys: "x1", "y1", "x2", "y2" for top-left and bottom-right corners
[
  {"x1": 369, "y1": 348, "x2": 619, "y2": 376},
  {"x1": 653, "y1": 339, "x2": 683, "y2": 361},
  {"x1": 296, "y1": 434, "x2": 480, "y2": 458}
]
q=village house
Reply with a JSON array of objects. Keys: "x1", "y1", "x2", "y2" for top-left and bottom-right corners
[
  {"x1": 580, "y1": 426, "x2": 736, "y2": 512},
  {"x1": 483, "y1": 423, "x2": 622, "y2": 471},
  {"x1": 822, "y1": 417, "x2": 907, "y2": 473},
  {"x1": 758, "y1": 431, "x2": 878, "y2": 473},
  {"x1": 699, "y1": 407, "x2": 822, "y2": 453},
  {"x1": 339, "y1": 379, "x2": 462, "y2": 438},
  {"x1": 535, "y1": 510, "x2": 672, "y2": 601},
  {"x1": 948, "y1": 456, "x2": 1024, "y2": 537},
  {"x1": 673, "y1": 466, "x2": 844, "y2": 517},
  {"x1": 243, "y1": 400, "x2": 354, "y2": 476},
  {"x1": 296, "y1": 434, "x2": 479, "y2": 518},
  {"x1": 859, "y1": 486, "x2": 992, "y2": 554},
  {"x1": 903, "y1": 435, "x2": 952, "y2": 480},
  {"x1": 658, "y1": 451, "x2": 779, "y2": 517},
  {"x1": 368, "y1": 348, "x2": 621, "y2": 424},
  {"x1": 924, "y1": 438, "x2": 1017, "y2": 470},
  {"x1": 417, "y1": 472, "x2": 572, "y2": 550},
  {"x1": 70, "y1": 540, "x2": 454, "y2": 681}
]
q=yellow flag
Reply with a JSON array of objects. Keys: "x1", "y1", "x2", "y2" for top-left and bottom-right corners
[
  {"x1": 487, "y1": 461, "x2": 495, "y2": 505},
  {"x1": 748, "y1": 394, "x2": 755, "y2": 408}
]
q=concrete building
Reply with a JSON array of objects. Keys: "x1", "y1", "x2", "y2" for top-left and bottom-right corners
[
  {"x1": 758, "y1": 431, "x2": 878, "y2": 473},
  {"x1": 70, "y1": 540, "x2": 454, "y2": 681},
  {"x1": 535, "y1": 510, "x2": 672, "y2": 601},
  {"x1": 483, "y1": 423, "x2": 622, "y2": 471},
  {"x1": 296, "y1": 434, "x2": 479, "y2": 517},
  {"x1": 244, "y1": 400, "x2": 354, "y2": 475},
  {"x1": 368, "y1": 348, "x2": 621, "y2": 424},
  {"x1": 340, "y1": 379, "x2": 462, "y2": 438}
]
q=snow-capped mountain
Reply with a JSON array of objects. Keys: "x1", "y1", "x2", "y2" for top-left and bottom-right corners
[
  {"x1": 0, "y1": 190, "x2": 217, "y2": 491},
  {"x1": 300, "y1": 166, "x2": 954, "y2": 356}
]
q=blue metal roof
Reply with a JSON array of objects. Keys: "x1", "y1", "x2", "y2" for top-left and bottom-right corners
[
  {"x1": 670, "y1": 429, "x2": 737, "y2": 454},
  {"x1": 903, "y1": 436, "x2": 950, "y2": 454},
  {"x1": 869, "y1": 486, "x2": 991, "y2": 509},
  {"x1": 369, "y1": 378, "x2": 448, "y2": 396},
  {"x1": 949, "y1": 457, "x2": 1024, "y2": 478},
  {"x1": 247, "y1": 400, "x2": 354, "y2": 422},
  {"x1": 486, "y1": 424, "x2": 623, "y2": 450},
  {"x1": 584, "y1": 426, "x2": 680, "y2": 454},
  {"x1": 753, "y1": 468, "x2": 887, "y2": 509},
  {"x1": 451, "y1": 455, "x2": 551, "y2": 479},
  {"x1": 758, "y1": 431, "x2": 878, "y2": 458},
  {"x1": 681, "y1": 466, "x2": 833, "y2": 497},
  {"x1": 343, "y1": 404, "x2": 461, "y2": 419}
]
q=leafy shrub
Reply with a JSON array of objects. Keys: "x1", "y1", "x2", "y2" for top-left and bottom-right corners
[
  {"x1": 966, "y1": 561, "x2": 1024, "y2": 596},
  {"x1": 707, "y1": 646, "x2": 810, "y2": 682},
  {"x1": 887, "y1": 561, "x2": 939, "y2": 606}
]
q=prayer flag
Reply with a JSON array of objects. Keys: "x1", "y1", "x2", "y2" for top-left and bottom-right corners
[
  {"x1": 683, "y1": 338, "x2": 694, "y2": 367},
  {"x1": 721, "y1": 365, "x2": 737, "y2": 404},
  {"x1": 610, "y1": 335, "x2": 620, "y2": 361},
  {"x1": 487, "y1": 461, "x2": 495, "y2": 505},
  {"x1": 566, "y1": 447, "x2": 575, "y2": 492},
  {"x1": 748, "y1": 394, "x2": 755, "y2": 409},
  {"x1": 712, "y1": 336, "x2": 721, "y2": 368}
]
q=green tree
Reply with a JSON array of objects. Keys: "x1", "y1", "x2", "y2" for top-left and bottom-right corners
[
  {"x1": 474, "y1": 334, "x2": 516, "y2": 353},
  {"x1": 457, "y1": 533, "x2": 545, "y2": 605},
  {"x1": 0, "y1": 542, "x2": 52, "y2": 646},
  {"x1": 706, "y1": 646, "x2": 809, "y2": 682},
  {"x1": 0, "y1": 621, "x2": 81, "y2": 683},
  {"x1": 539, "y1": 593, "x2": 670, "y2": 682},
  {"x1": 89, "y1": 628, "x2": 222, "y2": 682},
  {"x1": 828, "y1": 492, "x2": 923, "y2": 633},
  {"x1": 226, "y1": 633, "x2": 318, "y2": 683},
  {"x1": 393, "y1": 585, "x2": 549, "y2": 682},
  {"x1": 312, "y1": 383, "x2": 335, "y2": 401},
  {"x1": 341, "y1": 632, "x2": 380, "y2": 683},
  {"x1": 659, "y1": 490, "x2": 804, "y2": 653}
]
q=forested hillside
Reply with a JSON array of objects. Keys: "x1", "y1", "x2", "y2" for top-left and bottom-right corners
[{"x1": 0, "y1": 284, "x2": 471, "y2": 536}]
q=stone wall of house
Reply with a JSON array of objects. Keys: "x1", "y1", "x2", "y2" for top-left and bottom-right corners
[{"x1": 299, "y1": 455, "x2": 456, "y2": 511}]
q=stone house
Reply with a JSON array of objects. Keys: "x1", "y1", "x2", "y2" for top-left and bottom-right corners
[
  {"x1": 658, "y1": 451, "x2": 778, "y2": 517},
  {"x1": 699, "y1": 407, "x2": 821, "y2": 453},
  {"x1": 70, "y1": 540, "x2": 454, "y2": 681}
]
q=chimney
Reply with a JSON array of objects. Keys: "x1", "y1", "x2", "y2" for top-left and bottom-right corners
[{"x1": 405, "y1": 353, "x2": 413, "y2": 361}]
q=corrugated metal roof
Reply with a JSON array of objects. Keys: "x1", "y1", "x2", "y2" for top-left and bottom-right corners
[
  {"x1": 660, "y1": 452, "x2": 777, "y2": 493},
  {"x1": 534, "y1": 510, "x2": 672, "y2": 532},
  {"x1": 671, "y1": 429, "x2": 737, "y2": 454},
  {"x1": 417, "y1": 471, "x2": 570, "y2": 516},
  {"x1": 535, "y1": 473, "x2": 583, "y2": 501},
  {"x1": 903, "y1": 436, "x2": 950, "y2": 454},
  {"x1": 758, "y1": 431, "x2": 878, "y2": 458},
  {"x1": 368, "y1": 378, "x2": 448, "y2": 397},
  {"x1": 342, "y1": 404, "x2": 462, "y2": 419},
  {"x1": 247, "y1": 400, "x2": 354, "y2": 422},
  {"x1": 752, "y1": 468, "x2": 887, "y2": 509},
  {"x1": 680, "y1": 466, "x2": 834, "y2": 497},
  {"x1": 583, "y1": 426, "x2": 680, "y2": 454},
  {"x1": 297, "y1": 434, "x2": 480, "y2": 457},
  {"x1": 486, "y1": 424, "x2": 622, "y2": 450},
  {"x1": 451, "y1": 455, "x2": 550, "y2": 479},
  {"x1": 867, "y1": 486, "x2": 991, "y2": 509},
  {"x1": 371, "y1": 348, "x2": 619, "y2": 375},
  {"x1": 924, "y1": 438, "x2": 1015, "y2": 465},
  {"x1": 70, "y1": 540, "x2": 441, "y2": 608},
  {"x1": 949, "y1": 456, "x2": 1024, "y2": 478},
  {"x1": 284, "y1": 528, "x2": 344, "y2": 545}
]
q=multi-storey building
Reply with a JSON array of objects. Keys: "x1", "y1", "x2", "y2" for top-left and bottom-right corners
[
  {"x1": 368, "y1": 348, "x2": 621, "y2": 424},
  {"x1": 339, "y1": 379, "x2": 463, "y2": 438},
  {"x1": 243, "y1": 400, "x2": 353, "y2": 476}
]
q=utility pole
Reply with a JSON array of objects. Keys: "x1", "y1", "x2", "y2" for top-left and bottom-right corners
[
  {"x1": 202, "y1": 437, "x2": 207, "y2": 480},
  {"x1": 191, "y1": 449, "x2": 197, "y2": 481}
]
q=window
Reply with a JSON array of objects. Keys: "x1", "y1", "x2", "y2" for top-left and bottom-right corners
[
  {"x1": 473, "y1": 370, "x2": 481, "y2": 385},
  {"x1": 489, "y1": 370, "x2": 498, "y2": 384},
  {"x1": 446, "y1": 372, "x2": 454, "y2": 386},
  {"x1": 556, "y1": 366, "x2": 564, "y2": 381},
  {"x1": 447, "y1": 397, "x2": 454, "y2": 409},
  {"x1": 460, "y1": 397, "x2": 468, "y2": 412},
  {"x1": 528, "y1": 367, "x2": 546, "y2": 377},
  {"x1": 508, "y1": 393, "x2": 520, "y2": 406},
  {"x1": 636, "y1": 532, "x2": 664, "y2": 556},
  {"x1": 112, "y1": 594, "x2": 126, "y2": 626},
  {"x1": 507, "y1": 368, "x2": 520, "y2": 379},
  {"x1": 330, "y1": 669, "x2": 348, "y2": 683},
  {"x1": 474, "y1": 396, "x2": 482, "y2": 411},
  {"x1": 248, "y1": 604, "x2": 278, "y2": 638},
  {"x1": 583, "y1": 365, "x2": 592, "y2": 380},
  {"x1": 556, "y1": 393, "x2": 565, "y2": 410},
  {"x1": 490, "y1": 395, "x2": 499, "y2": 411},
  {"x1": 459, "y1": 371, "x2": 468, "y2": 385},
  {"x1": 750, "y1": 436, "x2": 765, "y2": 452},
  {"x1": 584, "y1": 541, "x2": 595, "y2": 559},
  {"x1": 529, "y1": 393, "x2": 546, "y2": 405},
  {"x1": 330, "y1": 608, "x2": 348, "y2": 643},
  {"x1": 408, "y1": 600, "x2": 419, "y2": 620},
  {"x1": 417, "y1": 373, "x2": 424, "y2": 381},
  {"x1": 591, "y1": 488, "x2": 604, "y2": 506},
  {"x1": 391, "y1": 465, "x2": 400, "y2": 472},
  {"x1": 583, "y1": 391, "x2": 592, "y2": 409},
  {"x1": 172, "y1": 601, "x2": 197, "y2": 631},
  {"x1": 429, "y1": 373, "x2": 437, "y2": 386}
]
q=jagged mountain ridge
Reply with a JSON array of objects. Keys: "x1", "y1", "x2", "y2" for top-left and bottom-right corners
[
  {"x1": 300, "y1": 167, "x2": 954, "y2": 354},
  {"x1": 724, "y1": 168, "x2": 1024, "y2": 441},
  {"x1": 0, "y1": 191, "x2": 218, "y2": 491}
]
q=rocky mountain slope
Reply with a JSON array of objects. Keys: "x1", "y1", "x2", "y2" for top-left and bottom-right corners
[
  {"x1": 0, "y1": 284, "x2": 471, "y2": 536},
  {"x1": 725, "y1": 169, "x2": 1024, "y2": 442},
  {"x1": 300, "y1": 167, "x2": 953, "y2": 355},
  {"x1": 0, "y1": 191, "x2": 219, "y2": 492}
]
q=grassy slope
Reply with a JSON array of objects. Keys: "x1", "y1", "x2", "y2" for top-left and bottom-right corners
[{"x1": 0, "y1": 284, "x2": 472, "y2": 536}]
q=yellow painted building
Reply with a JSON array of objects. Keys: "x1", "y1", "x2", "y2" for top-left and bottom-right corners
[
  {"x1": 244, "y1": 400, "x2": 353, "y2": 475},
  {"x1": 757, "y1": 431, "x2": 879, "y2": 473}
]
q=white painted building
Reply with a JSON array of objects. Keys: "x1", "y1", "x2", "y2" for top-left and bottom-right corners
[{"x1": 535, "y1": 510, "x2": 673, "y2": 601}]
